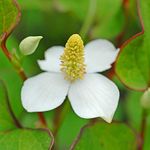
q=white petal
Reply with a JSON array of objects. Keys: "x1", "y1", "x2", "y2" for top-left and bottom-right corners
[
  {"x1": 21, "y1": 72, "x2": 70, "y2": 112},
  {"x1": 84, "y1": 39, "x2": 119, "y2": 73},
  {"x1": 68, "y1": 73, "x2": 119, "y2": 123},
  {"x1": 38, "y1": 46, "x2": 64, "y2": 72}
]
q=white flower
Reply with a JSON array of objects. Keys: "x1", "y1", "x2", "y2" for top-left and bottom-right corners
[{"x1": 21, "y1": 34, "x2": 120, "y2": 123}]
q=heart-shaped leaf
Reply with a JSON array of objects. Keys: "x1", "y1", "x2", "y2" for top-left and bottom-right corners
[
  {"x1": 0, "y1": 80, "x2": 17, "y2": 130},
  {"x1": 0, "y1": 0, "x2": 20, "y2": 40},
  {"x1": 0, "y1": 128, "x2": 54, "y2": 150},
  {"x1": 115, "y1": 0, "x2": 150, "y2": 90},
  {"x1": 0, "y1": 0, "x2": 24, "y2": 130},
  {"x1": 71, "y1": 121, "x2": 137, "y2": 150},
  {"x1": 0, "y1": 50, "x2": 24, "y2": 131}
]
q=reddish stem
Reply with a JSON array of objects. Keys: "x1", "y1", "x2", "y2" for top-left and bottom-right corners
[
  {"x1": 19, "y1": 69, "x2": 28, "y2": 80},
  {"x1": 106, "y1": 64, "x2": 115, "y2": 79},
  {"x1": 115, "y1": 0, "x2": 130, "y2": 46},
  {"x1": 52, "y1": 101, "x2": 70, "y2": 137},
  {"x1": 123, "y1": 0, "x2": 129, "y2": 8},
  {"x1": 53, "y1": 107, "x2": 63, "y2": 136},
  {"x1": 1, "y1": 34, "x2": 47, "y2": 128},
  {"x1": 1, "y1": 34, "x2": 12, "y2": 60},
  {"x1": 0, "y1": 79, "x2": 22, "y2": 128},
  {"x1": 138, "y1": 110, "x2": 147, "y2": 150},
  {"x1": 38, "y1": 112, "x2": 47, "y2": 127}
]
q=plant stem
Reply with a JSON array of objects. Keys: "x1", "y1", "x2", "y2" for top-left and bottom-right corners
[
  {"x1": 79, "y1": 0, "x2": 97, "y2": 39},
  {"x1": 1, "y1": 35, "x2": 27, "y2": 81},
  {"x1": 138, "y1": 109, "x2": 147, "y2": 150},
  {"x1": 52, "y1": 100, "x2": 70, "y2": 137},
  {"x1": 38, "y1": 112, "x2": 47, "y2": 127},
  {"x1": 0, "y1": 80, "x2": 22, "y2": 128},
  {"x1": 52, "y1": 0, "x2": 97, "y2": 137},
  {"x1": 0, "y1": 35, "x2": 47, "y2": 128},
  {"x1": 115, "y1": 0, "x2": 130, "y2": 46}
]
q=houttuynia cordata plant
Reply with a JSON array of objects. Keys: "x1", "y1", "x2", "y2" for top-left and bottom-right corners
[{"x1": 0, "y1": 0, "x2": 150, "y2": 150}]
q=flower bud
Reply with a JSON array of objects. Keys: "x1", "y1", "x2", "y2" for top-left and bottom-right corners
[
  {"x1": 141, "y1": 88, "x2": 150, "y2": 109},
  {"x1": 19, "y1": 36, "x2": 43, "y2": 55}
]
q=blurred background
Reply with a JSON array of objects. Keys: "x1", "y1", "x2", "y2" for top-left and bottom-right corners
[{"x1": 1, "y1": 0, "x2": 149, "y2": 149}]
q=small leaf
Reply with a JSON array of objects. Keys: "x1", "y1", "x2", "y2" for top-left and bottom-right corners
[
  {"x1": 141, "y1": 88, "x2": 150, "y2": 109},
  {"x1": 71, "y1": 121, "x2": 137, "y2": 150},
  {"x1": 19, "y1": 36, "x2": 43, "y2": 55},
  {"x1": 0, "y1": 128, "x2": 54, "y2": 150},
  {"x1": 115, "y1": 0, "x2": 150, "y2": 90}
]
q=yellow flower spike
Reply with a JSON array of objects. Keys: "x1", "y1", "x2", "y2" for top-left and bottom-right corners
[
  {"x1": 60, "y1": 34, "x2": 86, "y2": 82},
  {"x1": 22, "y1": 34, "x2": 120, "y2": 122}
]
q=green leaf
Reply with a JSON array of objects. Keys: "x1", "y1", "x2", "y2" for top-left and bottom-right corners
[
  {"x1": 56, "y1": 102, "x2": 88, "y2": 149},
  {"x1": 0, "y1": 80, "x2": 16, "y2": 130},
  {"x1": 0, "y1": 129, "x2": 54, "y2": 150},
  {"x1": 0, "y1": 0, "x2": 24, "y2": 130},
  {"x1": 0, "y1": 0, "x2": 23, "y2": 119},
  {"x1": 71, "y1": 121, "x2": 137, "y2": 150},
  {"x1": 0, "y1": 39, "x2": 24, "y2": 130},
  {"x1": 126, "y1": 90, "x2": 142, "y2": 130},
  {"x1": 115, "y1": 0, "x2": 150, "y2": 90},
  {"x1": 0, "y1": 49, "x2": 24, "y2": 125},
  {"x1": 144, "y1": 117, "x2": 150, "y2": 150},
  {"x1": 0, "y1": 0, "x2": 20, "y2": 40},
  {"x1": 119, "y1": 0, "x2": 141, "y2": 43}
]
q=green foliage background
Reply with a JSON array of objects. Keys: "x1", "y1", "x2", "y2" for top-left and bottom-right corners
[{"x1": 0, "y1": 0, "x2": 150, "y2": 149}]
